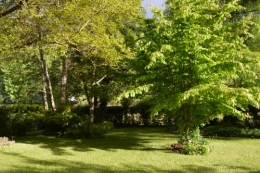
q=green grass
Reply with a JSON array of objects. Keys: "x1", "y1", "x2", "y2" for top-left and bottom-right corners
[{"x1": 1, "y1": 127, "x2": 260, "y2": 173}]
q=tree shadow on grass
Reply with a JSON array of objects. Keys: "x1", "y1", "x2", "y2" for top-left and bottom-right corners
[
  {"x1": 14, "y1": 127, "x2": 175, "y2": 155},
  {"x1": 3, "y1": 152, "x2": 260, "y2": 173},
  {"x1": 213, "y1": 164, "x2": 260, "y2": 173},
  {"x1": 1, "y1": 152, "x2": 217, "y2": 173}
]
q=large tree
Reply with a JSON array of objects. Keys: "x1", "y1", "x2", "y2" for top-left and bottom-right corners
[
  {"x1": 125, "y1": 0, "x2": 260, "y2": 145},
  {"x1": 0, "y1": 0, "x2": 143, "y2": 135},
  {"x1": 61, "y1": 0, "x2": 142, "y2": 135}
]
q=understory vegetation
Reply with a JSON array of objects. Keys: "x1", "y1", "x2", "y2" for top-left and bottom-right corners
[{"x1": 1, "y1": 104, "x2": 260, "y2": 156}]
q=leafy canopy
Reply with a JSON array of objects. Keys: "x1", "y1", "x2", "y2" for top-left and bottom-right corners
[{"x1": 123, "y1": 0, "x2": 260, "y2": 133}]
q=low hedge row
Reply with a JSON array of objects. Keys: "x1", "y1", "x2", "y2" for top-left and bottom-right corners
[
  {"x1": 202, "y1": 126, "x2": 260, "y2": 138},
  {"x1": 0, "y1": 105, "x2": 44, "y2": 137}
]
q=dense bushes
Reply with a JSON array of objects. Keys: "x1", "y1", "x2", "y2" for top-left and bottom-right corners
[
  {"x1": 43, "y1": 106, "x2": 83, "y2": 135},
  {"x1": 0, "y1": 105, "x2": 44, "y2": 137},
  {"x1": 43, "y1": 106, "x2": 114, "y2": 138},
  {"x1": 0, "y1": 106, "x2": 12, "y2": 137},
  {"x1": 1, "y1": 103, "x2": 259, "y2": 140},
  {"x1": 202, "y1": 126, "x2": 260, "y2": 138},
  {"x1": 0, "y1": 104, "x2": 114, "y2": 138},
  {"x1": 169, "y1": 128, "x2": 210, "y2": 155},
  {"x1": 92, "y1": 122, "x2": 114, "y2": 137},
  {"x1": 72, "y1": 105, "x2": 167, "y2": 126},
  {"x1": 64, "y1": 121, "x2": 114, "y2": 138}
]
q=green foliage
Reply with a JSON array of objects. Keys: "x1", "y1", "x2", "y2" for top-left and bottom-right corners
[
  {"x1": 62, "y1": 119, "x2": 114, "y2": 139},
  {"x1": 0, "y1": 105, "x2": 45, "y2": 137},
  {"x1": 43, "y1": 106, "x2": 80, "y2": 134},
  {"x1": 43, "y1": 106, "x2": 114, "y2": 138},
  {"x1": 71, "y1": 105, "x2": 89, "y2": 117},
  {"x1": 11, "y1": 104, "x2": 45, "y2": 135},
  {"x1": 0, "y1": 56, "x2": 42, "y2": 103},
  {"x1": 0, "y1": 106, "x2": 12, "y2": 137},
  {"x1": 131, "y1": 99, "x2": 153, "y2": 125},
  {"x1": 126, "y1": 0, "x2": 260, "y2": 148},
  {"x1": 241, "y1": 128, "x2": 260, "y2": 138},
  {"x1": 202, "y1": 125, "x2": 260, "y2": 138},
  {"x1": 1, "y1": 0, "x2": 143, "y2": 114},
  {"x1": 92, "y1": 122, "x2": 114, "y2": 137},
  {"x1": 176, "y1": 128, "x2": 210, "y2": 155},
  {"x1": 181, "y1": 143, "x2": 210, "y2": 155},
  {"x1": 65, "y1": 121, "x2": 89, "y2": 139}
]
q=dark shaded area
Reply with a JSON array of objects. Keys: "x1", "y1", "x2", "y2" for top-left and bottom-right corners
[{"x1": 14, "y1": 128, "x2": 172, "y2": 155}]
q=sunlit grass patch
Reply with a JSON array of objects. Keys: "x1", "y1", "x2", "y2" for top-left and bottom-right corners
[{"x1": 0, "y1": 127, "x2": 260, "y2": 173}]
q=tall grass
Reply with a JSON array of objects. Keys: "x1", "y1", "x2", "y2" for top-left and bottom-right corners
[{"x1": 0, "y1": 127, "x2": 260, "y2": 173}]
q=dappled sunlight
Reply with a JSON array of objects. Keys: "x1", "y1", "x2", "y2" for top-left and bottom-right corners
[
  {"x1": 2, "y1": 151, "x2": 260, "y2": 173},
  {"x1": 1, "y1": 128, "x2": 260, "y2": 173},
  {"x1": 14, "y1": 127, "x2": 175, "y2": 155}
]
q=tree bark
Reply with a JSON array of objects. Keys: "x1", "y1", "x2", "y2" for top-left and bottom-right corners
[
  {"x1": 87, "y1": 64, "x2": 96, "y2": 136},
  {"x1": 88, "y1": 92, "x2": 95, "y2": 136},
  {"x1": 60, "y1": 56, "x2": 68, "y2": 105},
  {"x1": 41, "y1": 70, "x2": 49, "y2": 110},
  {"x1": 0, "y1": 1, "x2": 24, "y2": 17},
  {"x1": 37, "y1": 26, "x2": 56, "y2": 111}
]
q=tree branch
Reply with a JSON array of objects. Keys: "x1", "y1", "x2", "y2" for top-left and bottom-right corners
[
  {"x1": 92, "y1": 75, "x2": 107, "y2": 86},
  {"x1": 0, "y1": 1, "x2": 26, "y2": 18},
  {"x1": 79, "y1": 19, "x2": 91, "y2": 32}
]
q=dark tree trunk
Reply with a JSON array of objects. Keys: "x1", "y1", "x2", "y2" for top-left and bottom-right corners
[{"x1": 87, "y1": 66, "x2": 96, "y2": 136}]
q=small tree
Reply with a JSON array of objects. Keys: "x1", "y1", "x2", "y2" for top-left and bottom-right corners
[{"x1": 124, "y1": 0, "x2": 260, "y2": 152}]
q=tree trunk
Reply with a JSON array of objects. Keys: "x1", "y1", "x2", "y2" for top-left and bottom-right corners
[
  {"x1": 41, "y1": 71, "x2": 49, "y2": 110},
  {"x1": 37, "y1": 26, "x2": 56, "y2": 111},
  {"x1": 60, "y1": 57, "x2": 68, "y2": 105},
  {"x1": 88, "y1": 91, "x2": 95, "y2": 136},
  {"x1": 87, "y1": 66, "x2": 96, "y2": 136}
]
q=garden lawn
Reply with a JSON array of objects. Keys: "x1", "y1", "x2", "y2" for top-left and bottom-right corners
[{"x1": 0, "y1": 127, "x2": 260, "y2": 173}]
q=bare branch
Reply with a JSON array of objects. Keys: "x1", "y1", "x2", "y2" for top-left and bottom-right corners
[
  {"x1": 0, "y1": 1, "x2": 26, "y2": 18},
  {"x1": 79, "y1": 19, "x2": 91, "y2": 32},
  {"x1": 92, "y1": 75, "x2": 107, "y2": 86}
]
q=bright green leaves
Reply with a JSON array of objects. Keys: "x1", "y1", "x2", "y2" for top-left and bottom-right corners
[
  {"x1": 118, "y1": 84, "x2": 152, "y2": 100},
  {"x1": 131, "y1": 0, "x2": 260, "y2": 136},
  {"x1": 0, "y1": 0, "x2": 143, "y2": 106},
  {"x1": 0, "y1": 56, "x2": 41, "y2": 102}
]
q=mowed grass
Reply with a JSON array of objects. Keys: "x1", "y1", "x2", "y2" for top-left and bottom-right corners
[{"x1": 1, "y1": 127, "x2": 260, "y2": 173}]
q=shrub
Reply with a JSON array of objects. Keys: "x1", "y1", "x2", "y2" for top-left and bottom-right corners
[
  {"x1": 71, "y1": 105, "x2": 89, "y2": 116},
  {"x1": 181, "y1": 143, "x2": 210, "y2": 155},
  {"x1": 240, "y1": 128, "x2": 260, "y2": 138},
  {"x1": 131, "y1": 100, "x2": 153, "y2": 126},
  {"x1": 92, "y1": 121, "x2": 114, "y2": 137},
  {"x1": 65, "y1": 120, "x2": 114, "y2": 138},
  {"x1": 0, "y1": 106, "x2": 12, "y2": 137},
  {"x1": 43, "y1": 106, "x2": 79, "y2": 134},
  {"x1": 202, "y1": 126, "x2": 260, "y2": 138},
  {"x1": 0, "y1": 105, "x2": 45, "y2": 137},
  {"x1": 171, "y1": 128, "x2": 210, "y2": 155},
  {"x1": 65, "y1": 121, "x2": 88, "y2": 139}
]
